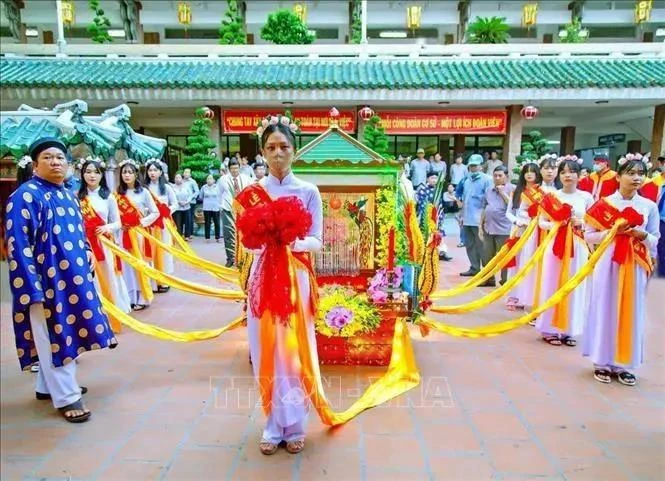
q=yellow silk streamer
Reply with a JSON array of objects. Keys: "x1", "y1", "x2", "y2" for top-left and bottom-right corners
[
  {"x1": 136, "y1": 227, "x2": 239, "y2": 285},
  {"x1": 99, "y1": 236, "x2": 245, "y2": 300},
  {"x1": 99, "y1": 294, "x2": 245, "y2": 341},
  {"x1": 420, "y1": 223, "x2": 619, "y2": 337},
  {"x1": 165, "y1": 219, "x2": 196, "y2": 256},
  {"x1": 430, "y1": 218, "x2": 539, "y2": 299},
  {"x1": 429, "y1": 224, "x2": 560, "y2": 314}
]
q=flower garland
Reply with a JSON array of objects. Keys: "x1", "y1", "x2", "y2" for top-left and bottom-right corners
[
  {"x1": 367, "y1": 267, "x2": 408, "y2": 304},
  {"x1": 375, "y1": 186, "x2": 407, "y2": 266},
  {"x1": 315, "y1": 285, "x2": 381, "y2": 338},
  {"x1": 255, "y1": 113, "x2": 300, "y2": 137},
  {"x1": 75, "y1": 155, "x2": 106, "y2": 171}
]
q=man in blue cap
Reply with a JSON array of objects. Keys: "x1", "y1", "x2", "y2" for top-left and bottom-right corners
[
  {"x1": 458, "y1": 153, "x2": 493, "y2": 277},
  {"x1": 5, "y1": 137, "x2": 117, "y2": 423}
]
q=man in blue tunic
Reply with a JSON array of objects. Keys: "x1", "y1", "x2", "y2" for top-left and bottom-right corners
[{"x1": 5, "y1": 137, "x2": 117, "y2": 423}]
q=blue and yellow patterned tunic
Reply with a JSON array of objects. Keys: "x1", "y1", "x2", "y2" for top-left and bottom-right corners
[{"x1": 5, "y1": 176, "x2": 118, "y2": 370}]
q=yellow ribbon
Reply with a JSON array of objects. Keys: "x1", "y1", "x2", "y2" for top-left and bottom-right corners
[
  {"x1": 420, "y1": 222, "x2": 619, "y2": 337},
  {"x1": 429, "y1": 224, "x2": 560, "y2": 314},
  {"x1": 99, "y1": 294, "x2": 245, "y2": 341},
  {"x1": 137, "y1": 227, "x2": 239, "y2": 285},
  {"x1": 429, "y1": 218, "x2": 539, "y2": 299},
  {"x1": 99, "y1": 236, "x2": 245, "y2": 301}
]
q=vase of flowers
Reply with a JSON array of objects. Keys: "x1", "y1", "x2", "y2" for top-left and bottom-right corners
[{"x1": 314, "y1": 285, "x2": 398, "y2": 365}]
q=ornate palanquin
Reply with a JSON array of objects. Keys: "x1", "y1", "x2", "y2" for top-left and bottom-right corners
[{"x1": 293, "y1": 123, "x2": 402, "y2": 365}]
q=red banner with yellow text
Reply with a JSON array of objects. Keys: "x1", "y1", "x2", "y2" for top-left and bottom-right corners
[
  {"x1": 222, "y1": 109, "x2": 356, "y2": 134},
  {"x1": 377, "y1": 110, "x2": 507, "y2": 135}
]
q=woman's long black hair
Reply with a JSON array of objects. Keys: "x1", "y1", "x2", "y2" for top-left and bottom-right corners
[
  {"x1": 144, "y1": 160, "x2": 166, "y2": 196},
  {"x1": 117, "y1": 163, "x2": 143, "y2": 195},
  {"x1": 78, "y1": 159, "x2": 110, "y2": 200},
  {"x1": 512, "y1": 162, "x2": 543, "y2": 210}
]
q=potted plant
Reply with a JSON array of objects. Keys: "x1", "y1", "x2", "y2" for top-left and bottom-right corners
[{"x1": 466, "y1": 16, "x2": 510, "y2": 44}]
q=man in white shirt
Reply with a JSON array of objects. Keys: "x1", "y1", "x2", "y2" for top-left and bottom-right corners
[
  {"x1": 450, "y1": 154, "x2": 468, "y2": 187},
  {"x1": 484, "y1": 150, "x2": 504, "y2": 176},
  {"x1": 182, "y1": 168, "x2": 199, "y2": 241},
  {"x1": 217, "y1": 159, "x2": 252, "y2": 267},
  {"x1": 430, "y1": 152, "x2": 447, "y2": 180},
  {"x1": 410, "y1": 148, "x2": 431, "y2": 188}
]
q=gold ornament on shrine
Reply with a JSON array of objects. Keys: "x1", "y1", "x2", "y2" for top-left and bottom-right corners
[
  {"x1": 293, "y1": 2, "x2": 307, "y2": 22},
  {"x1": 177, "y1": 1, "x2": 192, "y2": 27},
  {"x1": 634, "y1": 0, "x2": 653, "y2": 24},
  {"x1": 522, "y1": 3, "x2": 538, "y2": 28},
  {"x1": 406, "y1": 5, "x2": 422, "y2": 31},
  {"x1": 62, "y1": 0, "x2": 75, "y2": 27}
]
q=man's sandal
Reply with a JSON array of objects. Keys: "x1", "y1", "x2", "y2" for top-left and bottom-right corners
[
  {"x1": 37, "y1": 386, "x2": 87, "y2": 401},
  {"x1": 286, "y1": 440, "x2": 305, "y2": 454},
  {"x1": 594, "y1": 369, "x2": 612, "y2": 384},
  {"x1": 543, "y1": 335, "x2": 562, "y2": 346},
  {"x1": 561, "y1": 336, "x2": 577, "y2": 347},
  {"x1": 259, "y1": 441, "x2": 279, "y2": 455},
  {"x1": 58, "y1": 400, "x2": 91, "y2": 423},
  {"x1": 617, "y1": 371, "x2": 636, "y2": 386}
]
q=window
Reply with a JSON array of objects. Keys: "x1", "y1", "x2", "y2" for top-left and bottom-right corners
[
  {"x1": 417, "y1": 136, "x2": 438, "y2": 158},
  {"x1": 394, "y1": 136, "x2": 417, "y2": 159},
  {"x1": 222, "y1": 135, "x2": 241, "y2": 159}
]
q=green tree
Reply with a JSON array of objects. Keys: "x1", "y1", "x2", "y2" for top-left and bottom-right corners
[
  {"x1": 181, "y1": 108, "x2": 219, "y2": 185},
  {"x1": 559, "y1": 18, "x2": 589, "y2": 43},
  {"x1": 350, "y1": 0, "x2": 362, "y2": 44},
  {"x1": 466, "y1": 16, "x2": 510, "y2": 44},
  {"x1": 87, "y1": 0, "x2": 113, "y2": 44},
  {"x1": 219, "y1": 0, "x2": 246, "y2": 45},
  {"x1": 514, "y1": 130, "x2": 550, "y2": 175},
  {"x1": 260, "y1": 9, "x2": 315, "y2": 45},
  {"x1": 362, "y1": 115, "x2": 390, "y2": 158}
]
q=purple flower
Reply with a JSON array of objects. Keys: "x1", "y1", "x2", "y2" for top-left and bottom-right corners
[{"x1": 325, "y1": 306, "x2": 354, "y2": 329}]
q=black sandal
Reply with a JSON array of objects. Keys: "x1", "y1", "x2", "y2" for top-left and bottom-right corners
[
  {"x1": 543, "y1": 335, "x2": 562, "y2": 346},
  {"x1": 562, "y1": 336, "x2": 577, "y2": 347},
  {"x1": 58, "y1": 399, "x2": 91, "y2": 423},
  {"x1": 617, "y1": 371, "x2": 636, "y2": 386},
  {"x1": 37, "y1": 386, "x2": 87, "y2": 401},
  {"x1": 157, "y1": 286, "x2": 170, "y2": 293},
  {"x1": 594, "y1": 369, "x2": 612, "y2": 384}
]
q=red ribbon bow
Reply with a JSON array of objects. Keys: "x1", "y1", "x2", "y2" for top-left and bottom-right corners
[{"x1": 612, "y1": 207, "x2": 644, "y2": 265}]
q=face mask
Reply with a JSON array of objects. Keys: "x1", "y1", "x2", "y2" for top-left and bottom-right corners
[
  {"x1": 592, "y1": 163, "x2": 605, "y2": 173},
  {"x1": 471, "y1": 172, "x2": 481, "y2": 180}
]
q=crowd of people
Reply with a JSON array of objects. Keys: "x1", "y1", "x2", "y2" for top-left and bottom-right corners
[{"x1": 4, "y1": 130, "x2": 663, "y2": 458}]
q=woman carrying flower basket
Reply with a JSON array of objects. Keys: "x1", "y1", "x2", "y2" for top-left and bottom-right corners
[{"x1": 235, "y1": 115, "x2": 323, "y2": 456}]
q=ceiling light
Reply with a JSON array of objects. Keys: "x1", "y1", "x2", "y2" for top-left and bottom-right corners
[
  {"x1": 595, "y1": 100, "x2": 609, "y2": 104},
  {"x1": 379, "y1": 31, "x2": 408, "y2": 39},
  {"x1": 546, "y1": 140, "x2": 561, "y2": 144},
  {"x1": 25, "y1": 28, "x2": 38, "y2": 37},
  {"x1": 282, "y1": 101, "x2": 294, "y2": 106},
  {"x1": 108, "y1": 29, "x2": 125, "y2": 38},
  {"x1": 438, "y1": 101, "x2": 450, "y2": 105}
]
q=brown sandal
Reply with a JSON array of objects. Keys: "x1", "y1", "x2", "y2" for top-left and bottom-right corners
[
  {"x1": 543, "y1": 335, "x2": 562, "y2": 346},
  {"x1": 286, "y1": 440, "x2": 305, "y2": 454},
  {"x1": 260, "y1": 441, "x2": 279, "y2": 455}
]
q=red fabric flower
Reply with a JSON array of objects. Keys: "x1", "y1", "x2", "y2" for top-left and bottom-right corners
[
  {"x1": 236, "y1": 196, "x2": 312, "y2": 249},
  {"x1": 236, "y1": 196, "x2": 312, "y2": 323},
  {"x1": 621, "y1": 207, "x2": 644, "y2": 227}
]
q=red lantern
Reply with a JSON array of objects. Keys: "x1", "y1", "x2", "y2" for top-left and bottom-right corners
[
  {"x1": 358, "y1": 106, "x2": 374, "y2": 121},
  {"x1": 329, "y1": 107, "x2": 340, "y2": 118},
  {"x1": 520, "y1": 105, "x2": 539, "y2": 120}
]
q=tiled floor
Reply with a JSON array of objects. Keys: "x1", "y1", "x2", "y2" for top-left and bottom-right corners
[{"x1": 1, "y1": 235, "x2": 664, "y2": 481}]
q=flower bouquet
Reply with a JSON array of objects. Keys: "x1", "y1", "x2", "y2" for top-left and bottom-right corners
[
  {"x1": 367, "y1": 267, "x2": 409, "y2": 305},
  {"x1": 314, "y1": 285, "x2": 396, "y2": 366}
]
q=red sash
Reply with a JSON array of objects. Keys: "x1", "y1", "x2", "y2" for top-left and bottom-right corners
[
  {"x1": 585, "y1": 199, "x2": 652, "y2": 273},
  {"x1": 235, "y1": 183, "x2": 317, "y2": 321},
  {"x1": 80, "y1": 197, "x2": 122, "y2": 273},
  {"x1": 115, "y1": 193, "x2": 152, "y2": 258},
  {"x1": 540, "y1": 193, "x2": 585, "y2": 260},
  {"x1": 148, "y1": 190, "x2": 172, "y2": 229}
]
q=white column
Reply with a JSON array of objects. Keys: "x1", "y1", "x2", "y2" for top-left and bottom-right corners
[
  {"x1": 55, "y1": 0, "x2": 67, "y2": 52},
  {"x1": 361, "y1": 0, "x2": 368, "y2": 44}
]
